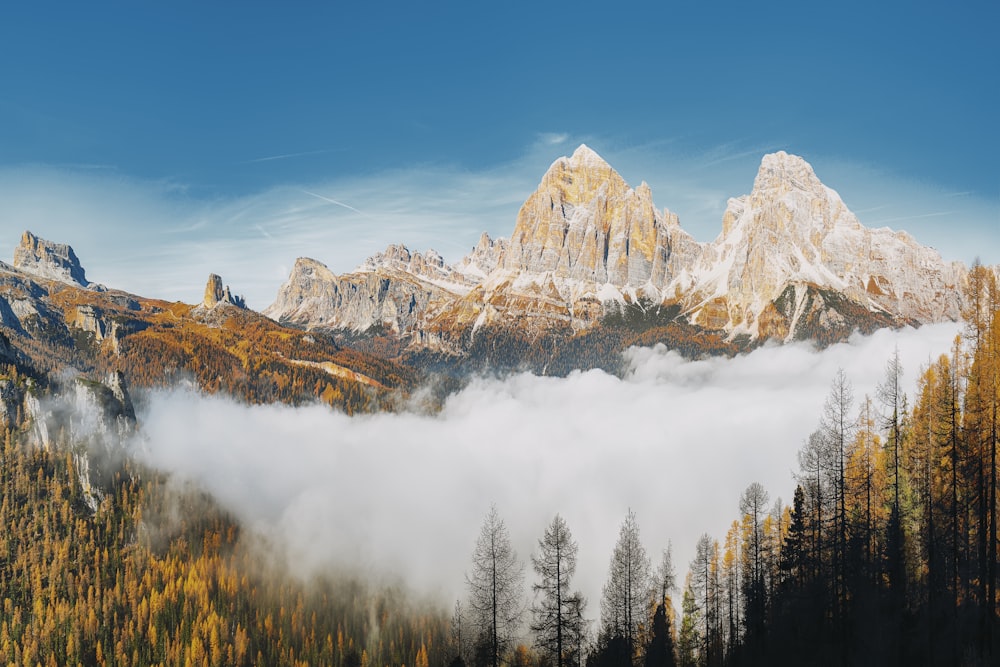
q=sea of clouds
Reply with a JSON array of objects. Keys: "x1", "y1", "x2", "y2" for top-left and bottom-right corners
[{"x1": 130, "y1": 321, "x2": 963, "y2": 623}]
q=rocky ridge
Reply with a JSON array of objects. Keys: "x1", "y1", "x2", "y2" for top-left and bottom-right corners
[
  {"x1": 11, "y1": 230, "x2": 101, "y2": 289},
  {"x1": 0, "y1": 231, "x2": 412, "y2": 413},
  {"x1": 267, "y1": 146, "x2": 970, "y2": 350},
  {"x1": 672, "y1": 151, "x2": 966, "y2": 337}
]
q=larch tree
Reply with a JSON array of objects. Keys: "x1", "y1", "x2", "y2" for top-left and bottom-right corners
[
  {"x1": 846, "y1": 395, "x2": 887, "y2": 580},
  {"x1": 820, "y1": 368, "x2": 855, "y2": 613},
  {"x1": 531, "y1": 514, "x2": 585, "y2": 667},
  {"x1": 962, "y1": 261, "x2": 999, "y2": 644},
  {"x1": 451, "y1": 599, "x2": 468, "y2": 667},
  {"x1": 676, "y1": 574, "x2": 702, "y2": 667},
  {"x1": 646, "y1": 545, "x2": 678, "y2": 667},
  {"x1": 739, "y1": 482, "x2": 770, "y2": 651},
  {"x1": 689, "y1": 534, "x2": 717, "y2": 664},
  {"x1": 600, "y1": 509, "x2": 652, "y2": 659},
  {"x1": 654, "y1": 545, "x2": 677, "y2": 606},
  {"x1": 721, "y1": 521, "x2": 741, "y2": 657},
  {"x1": 878, "y1": 346, "x2": 909, "y2": 604},
  {"x1": 467, "y1": 505, "x2": 525, "y2": 667}
]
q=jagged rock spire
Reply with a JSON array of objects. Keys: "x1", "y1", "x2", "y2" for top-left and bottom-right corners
[{"x1": 202, "y1": 274, "x2": 246, "y2": 309}]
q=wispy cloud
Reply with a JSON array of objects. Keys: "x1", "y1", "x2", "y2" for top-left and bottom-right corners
[
  {"x1": 299, "y1": 189, "x2": 369, "y2": 217},
  {"x1": 539, "y1": 132, "x2": 569, "y2": 146},
  {"x1": 865, "y1": 211, "x2": 954, "y2": 226},
  {"x1": 852, "y1": 204, "x2": 890, "y2": 215},
  {"x1": 239, "y1": 149, "x2": 339, "y2": 164}
]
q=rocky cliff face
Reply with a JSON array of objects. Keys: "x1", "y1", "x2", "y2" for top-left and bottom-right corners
[
  {"x1": 265, "y1": 145, "x2": 973, "y2": 349},
  {"x1": 18, "y1": 372, "x2": 136, "y2": 511},
  {"x1": 12, "y1": 230, "x2": 98, "y2": 289},
  {"x1": 503, "y1": 144, "x2": 701, "y2": 287},
  {"x1": 675, "y1": 151, "x2": 966, "y2": 338},
  {"x1": 455, "y1": 232, "x2": 507, "y2": 278},
  {"x1": 263, "y1": 255, "x2": 463, "y2": 335},
  {"x1": 202, "y1": 274, "x2": 246, "y2": 309}
]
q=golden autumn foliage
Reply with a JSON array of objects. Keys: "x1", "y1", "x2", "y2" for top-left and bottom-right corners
[
  {"x1": 0, "y1": 424, "x2": 448, "y2": 667},
  {"x1": 11, "y1": 283, "x2": 420, "y2": 415}
]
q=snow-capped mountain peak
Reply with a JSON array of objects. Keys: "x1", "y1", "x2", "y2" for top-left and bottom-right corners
[
  {"x1": 266, "y1": 147, "x2": 969, "y2": 349},
  {"x1": 682, "y1": 151, "x2": 963, "y2": 338}
]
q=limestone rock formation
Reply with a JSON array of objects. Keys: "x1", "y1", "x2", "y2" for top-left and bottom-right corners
[
  {"x1": 455, "y1": 232, "x2": 508, "y2": 278},
  {"x1": 264, "y1": 256, "x2": 459, "y2": 335},
  {"x1": 265, "y1": 145, "x2": 973, "y2": 349},
  {"x1": 502, "y1": 144, "x2": 701, "y2": 287},
  {"x1": 360, "y1": 244, "x2": 479, "y2": 289},
  {"x1": 202, "y1": 274, "x2": 246, "y2": 309},
  {"x1": 22, "y1": 372, "x2": 137, "y2": 512},
  {"x1": 675, "y1": 151, "x2": 966, "y2": 338},
  {"x1": 13, "y1": 230, "x2": 96, "y2": 288}
]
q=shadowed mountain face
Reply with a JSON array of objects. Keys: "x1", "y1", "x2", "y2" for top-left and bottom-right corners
[{"x1": 265, "y1": 146, "x2": 971, "y2": 362}]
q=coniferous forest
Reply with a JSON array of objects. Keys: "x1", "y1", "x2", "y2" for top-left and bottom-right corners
[{"x1": 0, "y1": 265, "x2": 997, "y2": 666}]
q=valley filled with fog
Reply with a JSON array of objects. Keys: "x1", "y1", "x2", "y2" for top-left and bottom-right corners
[{"x1": 133, "y1": 322, "x2": 961, "y2": 620}]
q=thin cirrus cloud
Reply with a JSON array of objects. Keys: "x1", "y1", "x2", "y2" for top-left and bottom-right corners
[
  {"x1": 0, "y1": 137, "x2": 994, "y2": 311},
  {"x1": 133, "y1": 321, "x2": 961, "y2": 619}
]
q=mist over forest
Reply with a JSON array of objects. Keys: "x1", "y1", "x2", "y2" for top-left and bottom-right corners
[{"x1": 133, "y1": 323, "x2": 961, "y2": 622}]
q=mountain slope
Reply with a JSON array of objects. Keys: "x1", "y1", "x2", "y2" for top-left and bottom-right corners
[{"x1": 0, "y1": 234, "x2": 418, "y2": 413}]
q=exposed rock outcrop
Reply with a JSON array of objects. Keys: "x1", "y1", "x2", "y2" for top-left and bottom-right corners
[
  {"x1": 264, "y1": 257, "x2": 457, "y2": 335},
  {"x1": 13, "y1": 230, "x2": 97, "y2": 288},
  {"x1": 202, "y1": 274, "x2": 246, "y2": 309},
  {"x1": 19, "y1": 372, "x2": 136, "y2": 511},
  {"x1": 265, "y1": 145, "x2": 974, "y2": 348},
  {"x1": 455, "y1": 232, "x2": 508, "y2": 278},
  {"x1": 502, "y1": 144, "x2": 701, "y2": 287},
  {"x1": 675, "y1": 151, "x2": 966, "y2": 338}
]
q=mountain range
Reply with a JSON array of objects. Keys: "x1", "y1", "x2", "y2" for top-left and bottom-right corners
[
  {"x1": 266, "y1": 146, "x2": 970, "y2": 360},
  {"x1": 0, "y1": 231, "x2": 417, "y2": 417},
  {"x1": 0, "y1": 146, "x2": 985, "y2": 402}
]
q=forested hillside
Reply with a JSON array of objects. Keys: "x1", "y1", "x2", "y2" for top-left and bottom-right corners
[
  {"x1": 1, "y1": 265, "x2": 995, "y2": 666},
  {"x1": 1, "y1": 273, "x2": 418, "y2": 415},
  {"x1": 0, "y1": 405, "x2": 448, "y2": 666},
  {"x1": 667, "y1": 263, "x2": 1000, "y2": 666}
]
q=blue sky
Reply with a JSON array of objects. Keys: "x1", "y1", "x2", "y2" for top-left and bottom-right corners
[{"x1": 1, "y1": 1, "x2": 997, "y2": 307}]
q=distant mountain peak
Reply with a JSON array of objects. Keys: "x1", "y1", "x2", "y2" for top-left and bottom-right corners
[
  {"x1": 752, "y1": 151, "x2": 825, "y2": 195},
  {"x1": 568, "y1": 143, "x2": 610, "y2": 169},
  {"x1": 503, "y1": 145, "x2": 698, "y2": 287},
  {"x1": 13, "y1": 230, "x2": 92, "y2": 288},
  {"x1": 266, "y1": 147, "x2": 970, "y2": 352}
]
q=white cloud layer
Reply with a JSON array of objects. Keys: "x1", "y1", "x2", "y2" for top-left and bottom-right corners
[{"x1": 133, "y1": 322, "x2": 961, "y2": 622}]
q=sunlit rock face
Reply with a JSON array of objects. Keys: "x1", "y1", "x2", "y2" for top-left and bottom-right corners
[
  {"x1": 417, "y1": 145, "x2": 704, "y2": 340},
  {"x1": 266, "y1": 146, "x2": 972, "y2": 349},
  {"x1": 264, "y1": 255, "x2": 464, "y2": 336},
  {"x1": 454, "y1": 232, "x2": 508, "y2": 279},
  {"x1": 503, "y1": 144, "x2": 700, "y2": 288},
  {"x1": 201, "y1": 273, "x2": 246, "y2": 309},
  {"x1": 13, "y1": 230, "x2": 95, "y2": 288},
  {"x1": 676, "y1": 151, "x2": 966, "y2": 338}
]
